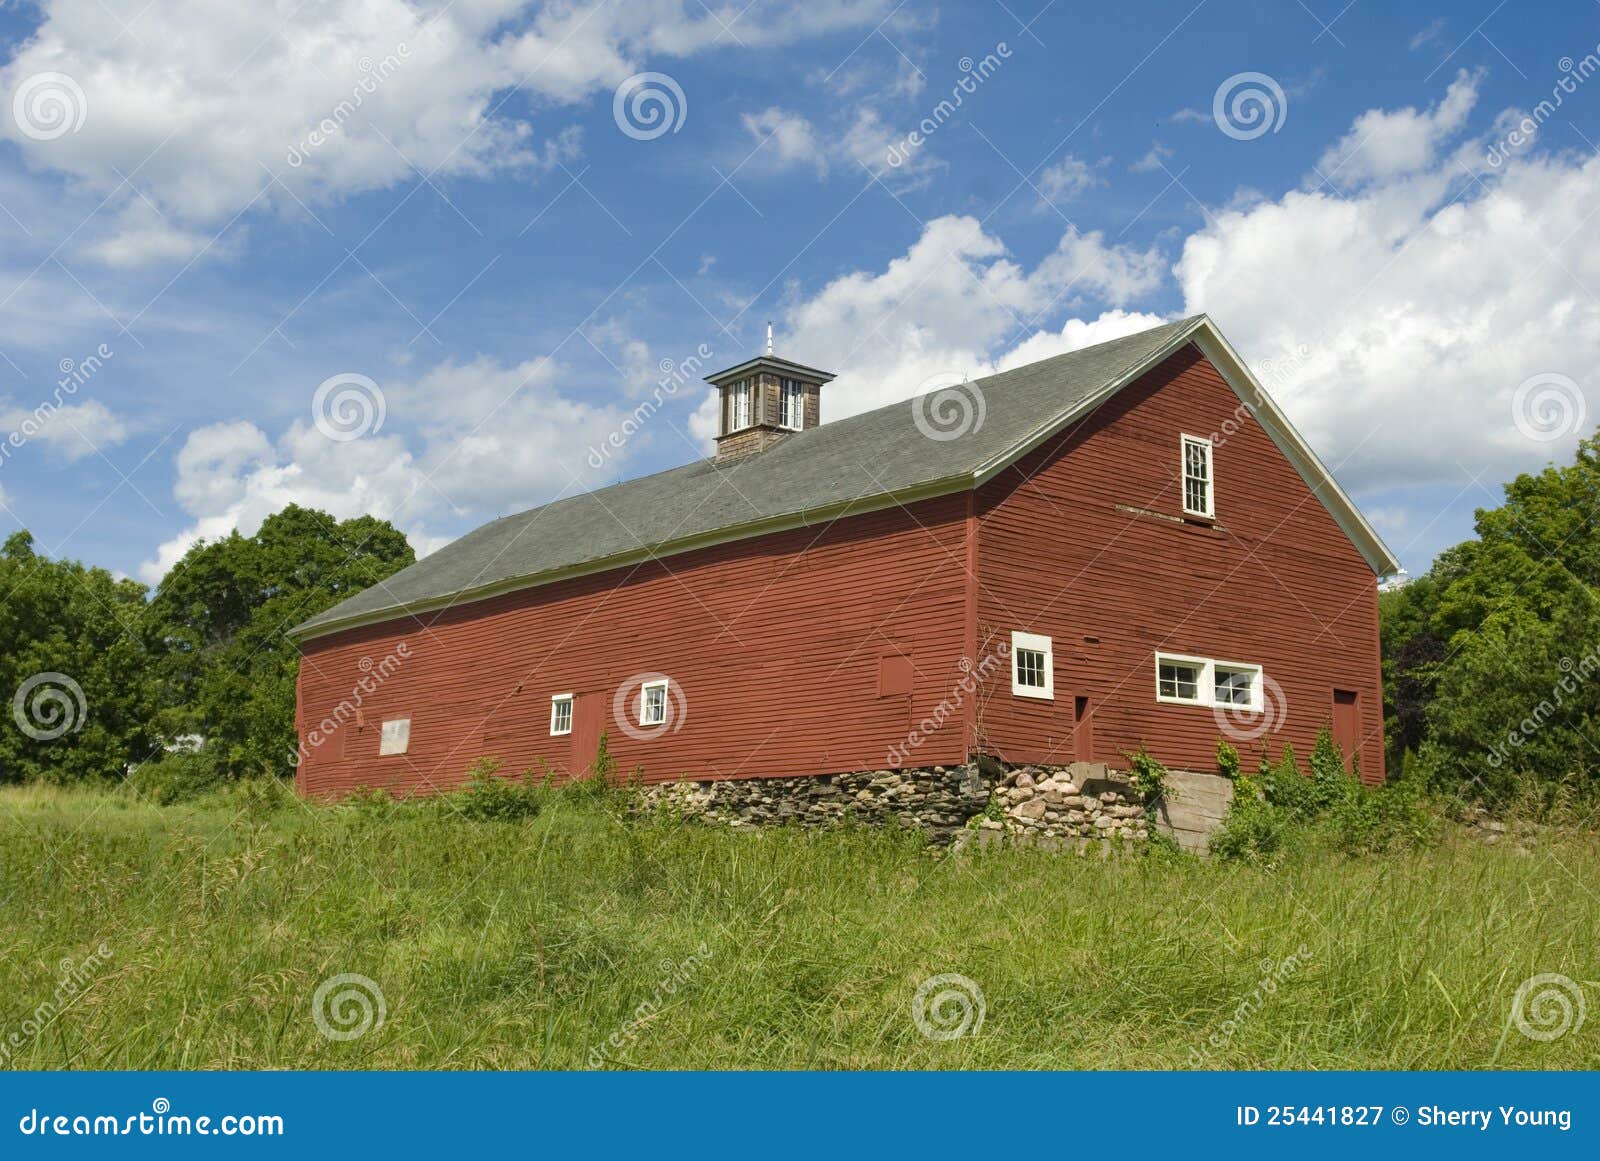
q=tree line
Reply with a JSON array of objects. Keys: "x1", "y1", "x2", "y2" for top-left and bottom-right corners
[{"x1": 0, "y1": 505, "x2": 412, "y2": 786}]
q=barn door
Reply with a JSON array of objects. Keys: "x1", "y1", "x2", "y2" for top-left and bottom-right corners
[
  {"x1": 1331, "y1": 689, "x2": 1359, "y2": 771},
  {"x1": 1073, "y1": 696, "x2": 1094, "y2": 763},
  {"x1": 570, "y1": 691, "x2": 605, "y2": 783}
]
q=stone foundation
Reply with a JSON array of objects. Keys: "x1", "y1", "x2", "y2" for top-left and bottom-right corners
[{"x1": 636, "y1": 759, "x2": 1156, "y2": 848}]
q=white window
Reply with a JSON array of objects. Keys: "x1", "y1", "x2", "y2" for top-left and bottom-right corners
[
  {"x1": 1181, "y1": 434, "x2": 1213, "y2": 517},
  {"x1": 549, "y1": 693, "x2": 573, "y2": 736},
  {"x1": 639, "y1": 679, "x2": 669, "y2": 726},
  {"x1": 1213, "y1": 663, "x2": 1263, "y2": 711},
  {"x1": 1010, "y1": 631, "x2": 1054, "y2": 700},
  {"x1": 378, "y1": 717, "x2": 410, "y2": 756},
  {"x1": 779, "y1": 379, "x2": 804, "y2": 430},
  {"x1": 1156, "y1": 654, "x2": 1206, "y2": 705},
  {"x1": 727, "y1": 379, "x2": 752, "y2": 431},
  {"x1": 1155, "y1": 653, "x2": 1264, "y2": 711}
]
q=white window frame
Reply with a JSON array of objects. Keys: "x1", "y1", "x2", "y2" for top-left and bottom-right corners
[
  {"x1": 1155, "y1": 652, "x2": 1264, "y2": 711},
  {"x1": 639, "y1": 679, "x2": 669, "y2": 726},
  {"x1": 549, "y1": 693, "x2": 573, "y2": 736},
  {"x1": 1212, "y1": 662, "x2": 1264, "y2": 711},
  {"x1": 1180, "y1": 433, "x2": 1214, "y2": 518},
  {"x1": 727, "y1": 379, "x2": 752, "y2": 432},
  {"x1": 1010, "y1": 631, "x2": 1054, "y2": 700},
  {"x1": 779, "y1": 379, "x2": 804, "y2": 430},
  {"x1": 378, "y1": 717, "x2": 411, "y2": 756}
]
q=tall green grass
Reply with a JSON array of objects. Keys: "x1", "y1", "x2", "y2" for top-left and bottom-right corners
[{"x1": 0, "y1": 782, "x2": 1594, "y2": 1069}]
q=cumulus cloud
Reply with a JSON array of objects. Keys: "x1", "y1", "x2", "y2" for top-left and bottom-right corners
[
  {"x1": 1, "y1": 0, "x2": 891, "y2": 265},
  {"x1": 742, "y1": 107, "x2": 830, "y2": 175},
  {"x1": 1035, "y1": 154, "x2": 1103, "y2": 204},
  {"x1": 1314, "y1": 68, "x2": 1480, "y2": 187},
  {"x1": 139, "y1": 354, "x2": 639, "y2": 581},
  {"x1": 0, "y1": 397, "x2": 130, "y2": 460}
]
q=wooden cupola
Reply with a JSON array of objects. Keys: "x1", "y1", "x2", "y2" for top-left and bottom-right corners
[{"x1": 706, "y1": 325, "x2": 835, "y2": 461}]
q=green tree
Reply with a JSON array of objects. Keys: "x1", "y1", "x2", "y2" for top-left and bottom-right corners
[
  {"x1": 0, "y1": 531, "x2": 159, "y2": 782},
  {"x1": 150, "y1": 505, "x2": 413, "y2": 777},
  {"x1": 1384, "y1": 431, "x2": 1600, "y2": 801}
]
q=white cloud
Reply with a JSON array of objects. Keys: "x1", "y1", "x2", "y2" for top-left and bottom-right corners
[
  {"x1": 1035, "y1": 154, "x2": 1102, "y2": 204},
  {"x1": 0, "y1": 397, "x2": 130, "y2": 460},
  {"x1": 2, "y1": 0, "x2": 891, "y2": 265},
  {"x1": 741, "y1": 107, "x2": 830, "y2": 175},
  {"x1": 139, "y1": 354, "x2": 640, "y2": 581},
  {"x1": 1314, "y1": 68, "x2": 1480, "y2": 187}
]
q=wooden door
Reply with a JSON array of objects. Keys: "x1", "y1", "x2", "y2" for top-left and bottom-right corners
[
  {"x1": 570, "y1": 691, "x2": 604, "y2": 782},
  {"x1": 1331, "y1": 689, "x2": 1359, "y2": 771},
  {"x1": 1073, "y1": 696, "x2": 1094, "y2": 763}
]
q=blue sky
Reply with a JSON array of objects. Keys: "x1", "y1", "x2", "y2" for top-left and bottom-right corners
[{"x1": 0, "y1": 0, "x2": 1597, "y2": 584}]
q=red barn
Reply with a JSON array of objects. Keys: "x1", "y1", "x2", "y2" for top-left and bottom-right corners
[{"x1": 290, "y1": 315, "x2": 1398, "y2": 825}]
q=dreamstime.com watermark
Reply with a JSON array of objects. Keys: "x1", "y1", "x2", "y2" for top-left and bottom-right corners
[
  {"x1": 1187, "y1": 945, "x2": 1312, "y2": 1066},
  {"x1": 884, "y1": 43, "x2": 1012, "y2": 169},
  {"x1": 911, "y1": 972, "x2": 985, "y2": 1041},
  {"x1": 17, "y1": 1099, "x2": 283, "y2": 1138},
  {"x1": 1486, "y1": 46, "x2": 1600, "y2": 168},
  {"x1": 587, "y1": 343, "x2": 713, "y2": 469},
  {"x1": 611, "y1": 672, "x2": 687, "y2": 743},
  {"x1": 287, "y1": 44, "x2": 411, "y2": 167},
  {"x1": 312, "y1": 372, "x2": 386, "y2": 442},
  {"x1": 1484, "y1": 640, "x2": 1600, "y2": 768},
  {"x1": 1212, "y1": 72, "x2": 1287, "y2": 140},
  {"x1": 0, "y1": 344, "x2": 114, "y2": 470},
  {"x1": 1510, "y1": 372, "x2": 1585, "y2": 444},
  {"x1": 613, "y1": 72, "x2": 687, "y2": 140},
  {"x1": 290, "y1": 643, "x2": 411, "y2": 767},
  {"x1": 0, "y1": 943, "x2": 112, "y2": 1069},
  {"x1": 587, "y1": 943, "x2": 713, "y2": 1067},
  {"x1": 886, "y1": 644, "x2": 1009, "y2": 768},
  {"x1": 11, "y1": 71, "x2": 87, "y2": 141},
  {"x1": 11, "y1": 672, "x2": 87, "y2": 742},
  {"x1": 312, "y1": 972, "x2": 387, "y2": 1041},
  {"x1": 911, "y1": 373, "x2": 986, "y2": 442},
  {"x1": 1509, "y1": 973, "x2": 1587, "y2": 1042}
]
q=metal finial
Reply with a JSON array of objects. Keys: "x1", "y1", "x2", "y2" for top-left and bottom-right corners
[{"x1": 765, "y1": 321, "x2": 774, "y2": 356}]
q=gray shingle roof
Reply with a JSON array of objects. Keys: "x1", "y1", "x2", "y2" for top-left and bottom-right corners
[{"x1": 293, "y1": 316, "x2": 1205, "y2": 638}]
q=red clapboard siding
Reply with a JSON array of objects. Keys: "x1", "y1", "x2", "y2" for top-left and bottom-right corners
[
  {"x1": 972, "y1": 344, "x2": 1387, "y2": 783},
  {"x1": 296, "y1": 492, "x2": 974, "y2": 797}
]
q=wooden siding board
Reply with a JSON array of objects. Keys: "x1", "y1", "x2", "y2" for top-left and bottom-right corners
[{"x1": 972, "y1": 345, "x2": 1387, "y2": 782}]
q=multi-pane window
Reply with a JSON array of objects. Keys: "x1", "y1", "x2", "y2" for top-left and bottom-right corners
[
  {"x1": 1214, "y1": 666, "x2": 1255, "y2": 707},
  {"x1": 550, "y1": 694, "x2": 573, "y2": 736},
  {"x1": 726, "y1": 379, "x2": 752, "y2": 431},
  {"x1": 779, "y1": 379, "x2": 804, "y2": 430},
  {"x1": 1182, "y1": 435, "x2": 1214, "y2": 517},
  {"x1": 640, "y1": 679, "x2": 669, "y2": 726},
  {"x1": 1156, "y1": 653, "x2": 1263, "y2": 710},
  {"x1": 1010, "y1": 631, "x2": 1054, "y2": 699},
  {"x1": 1157, "y1": 658, "x2": 1203, "y2": 703}
]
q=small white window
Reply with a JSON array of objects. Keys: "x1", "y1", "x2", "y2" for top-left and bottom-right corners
[
  {"x1": 1010, "y1": 631, "x2": 1054, "y2": 700},
  {"x1": 727, "y1": 379, "x2": 752, "y2": 431},
  {"x1": 549, "y1": 693, "x2": 573, "y2": 736},
  {"x1": 779, "y1": 379, "x2": 804, "y2": 430},
  {"x1": 378, "y1": 717, "x2": 410, "y2": 756},
  {"x1": 639, "y1": 679, "x2": 669, "y2": 726},
  {"x1": 1213, "y1": 663, "x2": 1263, "y2": 711},
  {"x1": 1156, "y1": 655, "x2": 1206, "y2": 704},
  {"x1": 1181, "y1": 434, "x2": 1213, "y2": 517}
]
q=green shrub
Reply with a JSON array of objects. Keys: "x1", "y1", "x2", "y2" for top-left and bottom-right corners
[
  {"x1": 1215, "y1": 737, "x2": 1241, "y2": 781},
  {"x1": 123, "y1": 748, "x2": 224, "y2": 805},
  {"x1": 453, "y1": 758, "x2": 543, "y2": 823},
  {"x1": 1210, "y1": 780, "x2": 1290, "y2": 862},
  {"x1": 1125, "y1": 744, "x2": 1169, "y2": 802}
]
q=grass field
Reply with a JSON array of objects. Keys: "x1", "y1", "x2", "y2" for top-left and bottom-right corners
[{"x1": 0, "y1": 781, "x2": 1595, "y2": 1070}]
